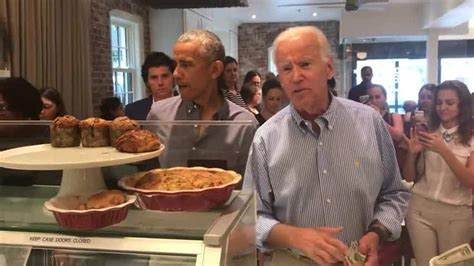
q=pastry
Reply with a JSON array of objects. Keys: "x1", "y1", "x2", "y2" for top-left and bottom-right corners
[
  {"x1": 109, "y1": 116, "x2": 140, "y2": 147},
  {"x1": 79, "y1": 117, "x2": 110, "y2": 147},
  {"x1": 50, "y1": 115, "x2": 81, "y2": 147},
  {"x1": 78, "y1": 190, "x2": 127, "y2": 210},
  {"x1": 135, "y1": 169, "x2": 234, "y2": 191},
  {"x1": 115, "y1": 129, "x2": 161, "y2": 153}
]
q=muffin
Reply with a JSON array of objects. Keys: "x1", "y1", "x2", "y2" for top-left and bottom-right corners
[
  {"x1": 79, "y1": 117, "x2": 110, "y2": 147},
  {"x1": 109, "y1": 116, "x2": 140, "y2": 147},
  {"x1": 115, "y1": 129, "x2": 161, "y2": 153},
  {"x1": 50, "y1": 115, "x2": 81, "y2": 147}
]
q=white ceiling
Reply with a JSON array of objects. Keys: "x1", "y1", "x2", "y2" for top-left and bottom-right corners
[{"x1": 207, "y1": 0, "x2": 429, "y2": 24}]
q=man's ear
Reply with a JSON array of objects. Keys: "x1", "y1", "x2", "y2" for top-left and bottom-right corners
[
  {"x1": 210, "y1": 60, "x2": 224, "y2": 79},
  {"x1": 326, "y1": 57, "x2": 334, "y2": 80}
]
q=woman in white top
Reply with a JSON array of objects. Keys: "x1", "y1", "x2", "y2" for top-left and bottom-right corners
[{"x1": 402, "y1": 80, "x2": 474, "y2": 266}]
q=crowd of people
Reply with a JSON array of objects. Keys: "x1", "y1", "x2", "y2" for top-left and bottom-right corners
[{"x1": 0, "y1": 25, "x2": 473, "y2": 266}]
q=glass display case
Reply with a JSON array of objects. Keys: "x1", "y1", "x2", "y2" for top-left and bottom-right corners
[{"x1": 0, "y1": 120, "x2": 257, "y2": 266}]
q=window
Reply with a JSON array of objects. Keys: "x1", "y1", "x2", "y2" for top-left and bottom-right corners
[
  {"x1": 268, "y1": 47, "x2": 277, "y2": 75},
  {"x1": 110, "y1": 10, "x2": 144, "y2": 106},
  {"x1": 440, "y1": 58, "x2": 474, "y2": 92},
  {"x1": 356, "y1": 58, "x2": 427, "y2": 113}
]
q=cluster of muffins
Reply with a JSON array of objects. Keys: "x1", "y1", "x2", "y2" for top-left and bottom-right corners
[{"x1": 50, "y1": 115, "x2": 158, "y2": 152}]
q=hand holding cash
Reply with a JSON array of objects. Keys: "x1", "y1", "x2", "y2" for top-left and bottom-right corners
[
  {"x1": 345, "y1": 241, "x2": 367, "y2": 266},
  {"x1": 430, "y1": 243, "x2": 474, "y2": 266}
]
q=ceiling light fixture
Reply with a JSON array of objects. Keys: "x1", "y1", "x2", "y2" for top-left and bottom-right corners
[
  {"x1": 251, "y1": 14, "x2": 256, "y2": 19},
  {"x1": 356, "y1": 52, "x2": 368, "y2": 60},
  {"x1": 312, "y1": 12, "x2": 317, "y2": 17}
]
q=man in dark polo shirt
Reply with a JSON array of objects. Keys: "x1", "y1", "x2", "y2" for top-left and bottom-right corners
[
  {"x1": 348, "y1": 66, "x2": 373, "y2": 102},
  {"x1": 147, "y1": 30, "x2": 258, "y2": 176}
]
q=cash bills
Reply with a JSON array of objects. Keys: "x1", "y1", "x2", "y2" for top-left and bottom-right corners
[
  {"x1": 430, "y1": 243, "x2": 474, "y2": 266},
  {"x1": 345, "y1": 241, "x2": 367, "y2": 265}
]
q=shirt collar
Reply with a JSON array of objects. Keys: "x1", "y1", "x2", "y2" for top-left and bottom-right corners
[
  {"x1": 182, "y1": 96, "x2": 230, "y2": 120},
  {"x1": 439, "y1": 124, "x2": 458, "y2": 134},
  {"x1": 290, "y1": 94, "x2": 338, "y2": 133}
]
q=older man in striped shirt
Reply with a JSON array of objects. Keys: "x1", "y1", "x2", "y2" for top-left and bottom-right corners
[{"x1": 244, "y1": 26, "x2": 410, "y2": 265}]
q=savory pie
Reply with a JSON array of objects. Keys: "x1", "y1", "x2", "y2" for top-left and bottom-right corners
[
  {"x1": 78, "y1": 190, "x2": 127, "y2": 210},
  {"x1": 134, "y1": 169, "x2": 235, "y2": 191}
]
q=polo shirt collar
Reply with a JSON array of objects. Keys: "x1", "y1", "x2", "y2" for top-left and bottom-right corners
[
  {"x1": 290, "y1": 94, "x2": 339, "y2": 133},
  {"x1": 182, "y1": 95, "x2": 230, "y2": 120}
]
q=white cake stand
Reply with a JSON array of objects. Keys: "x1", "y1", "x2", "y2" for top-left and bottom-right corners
[{"x1": 0, "y1": 144, "x2": 165, "y2": 196}]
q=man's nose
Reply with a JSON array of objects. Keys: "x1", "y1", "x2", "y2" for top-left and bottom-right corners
[
  {"x1": 173, "y1": 68, "x2": 181, "y2": 80},
  {"x1": 291, "y1": 67, "x2": 303, "y2": 82}
]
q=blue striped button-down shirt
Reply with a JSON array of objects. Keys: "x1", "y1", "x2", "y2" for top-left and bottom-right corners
[{"x1": 244, "y1": 96, "x2": 410, "y2": 248}]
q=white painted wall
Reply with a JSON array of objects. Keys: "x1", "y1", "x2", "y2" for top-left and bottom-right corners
[
  {"x1": 422, "y1": 0, "x2": 466, "y2": 28},
  {"x1": 149, "y1": 8, "x2": 183, "y2": 56},
  {"x1": 149, "y1": 8, "x2": 239, "y2": 59},
  {"x1": 340, "y1": 4, "x2": 426, "y2": 42}
]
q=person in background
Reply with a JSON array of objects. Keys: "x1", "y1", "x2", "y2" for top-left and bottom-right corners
[
  {"x1": 221, "y1": 56, "x2": 247, "y2": 108},
  {"x1": 0, "y1": 77, "x2": 52, "y2": 185},
  {"x1": 100, "y1": 96, "x2": 124, "y2": 120},
  {"x1": 39, "y1": 87, "x2": 67, "y2": 120},
  {"x1": 401, "y1": 84, "x2": 436, "y2": 138},
  {"x1": 402, "y1": 80, "x2": 473, "y2": 266},
  {"x1": 366, "y1": 84, "x2": 404, "y2": 142},
  {"x1": 240, "y1": 82, "x2": 262, "y2": 116},
  {"x1": 402, "y1": 100, "x2": 418, "y2": 137},
  {"x1": 258, "y1": 79, "x2": 283, "y2": 124},
  {"x1": 244, "y1": 26, "x2": 409, "y2": 266},
  {"x1": 125, "y1": 51, "x2": 176, "y2": 120},
  {"x1": 418, "y1": 83, "x2": 436, "y2": 114},
  {"x1": 328, "y1": 77, "x2": 338, "y2": 96},
  {"x1": 243, "y1": 70, "x2": 262, "y2": 88},
  {"x1": 147, "y1": 30, "x2": 258, "y2": 176},
  {"x1": 348, "y1": 66, "x2": 373, "y2": 102},
  {"x1": 264, "y1": 72, "x2": 277, "y2": 82},
  {"x1": 0, "y1": 77, "x2": 43, "y2": 138},
  {"x1": 403, "y1": 100, "x2": 417, "y2": 114}
]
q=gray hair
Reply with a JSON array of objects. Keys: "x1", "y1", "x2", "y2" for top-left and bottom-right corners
[
  {"x1": 177, "y1": 30, "x2": 225, "y2": 62},
  {"x1": 272, "y1": 26, "x2": 331, "y2": 64}
]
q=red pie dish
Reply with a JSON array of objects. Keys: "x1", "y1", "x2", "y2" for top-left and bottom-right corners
[
  {"x1": 118, "y1": 167, "x2": 242, "y2": 211},
  {"x1": 44, "y1": 192, "x2": 136, "y2": 230}
]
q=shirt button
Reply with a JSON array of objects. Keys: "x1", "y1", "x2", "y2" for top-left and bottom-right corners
[
  {"x1": 192, "y1": 147, "x2": 196, "y2": 151},
  {"x1": 323, "y1": 170, "x2": 327, "y2": 174},
  {"x1": 319, "y1": 142, "x2": 323, "y2": 146},
  {"x1": 326, "y1": 199, "x2": 331, "y2": 204}
]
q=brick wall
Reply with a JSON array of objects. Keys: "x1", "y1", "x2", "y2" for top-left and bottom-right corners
[
  {"x1": 90, "y1": 0, "x2": 150, "y2": 115},
  {"x1": 238, "y1": 21, "x2": 341, "y2": 94}
]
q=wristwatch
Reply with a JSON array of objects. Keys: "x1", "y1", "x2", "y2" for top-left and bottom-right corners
[{"x1": 367, "y1": 220, "x2": 391, "y2": 242}]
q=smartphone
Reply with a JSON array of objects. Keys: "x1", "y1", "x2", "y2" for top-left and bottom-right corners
[
  {"x1": 413, "y1": 110, "x2": 428, "y2": 132},
  {"x1": 359, "y1": 95, "x2": 370, "y2": 104}
]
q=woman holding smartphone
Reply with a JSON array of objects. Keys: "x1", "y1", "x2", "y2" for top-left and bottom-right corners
[
  {"x1": 402, "y1": 80, "x2": 474, "y2": 266},
  {"x1": 366, "y1": 84, "x2": 404, "y2": 141}
]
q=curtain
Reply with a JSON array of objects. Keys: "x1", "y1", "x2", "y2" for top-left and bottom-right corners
[
  {"x1": 0, "y1": 0, "x2": 92, "y2": 118},
  {"x1": 0, "y1": 0, "x2": 10, "y2": 71}
]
